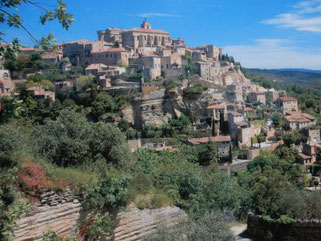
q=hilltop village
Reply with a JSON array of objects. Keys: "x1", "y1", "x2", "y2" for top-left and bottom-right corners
[
  {"x1": 1, "y1": 20, "x2": 320, "y2": 168},
  {"x1": 2, "y1": 19, "x2": 321, "y2": 241}
]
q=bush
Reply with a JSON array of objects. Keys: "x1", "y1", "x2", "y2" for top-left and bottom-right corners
[{"x1": 85, "y1": 167, "x2": 131, "y2": 209}]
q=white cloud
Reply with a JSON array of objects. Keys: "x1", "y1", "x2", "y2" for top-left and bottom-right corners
[
  {"x1": 136, "y1": 13, "x2": 180, "y2": 18},
  {"x1": 223, "y1": 39, "x2": 321, "y2": 70},
  {"x1": 263, "y1": 1, "x2": 321, "y2": 33}
]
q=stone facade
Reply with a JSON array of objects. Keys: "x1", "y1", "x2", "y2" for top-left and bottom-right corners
[
  {"x1": 138, "y1": 55, "x2": 161, "y2": 79},
  {"x1": 91, "y1": 48, "x2": 130, "y2": 66},
  {"x1": 0, "y1": 69, "x2": 14, "y2": 96},
  {"x1": 278, "y1": 97, "x2": 299, "y2": 114},
  {"x1": 247, "y1": 91, "x2": 266, "y2": 105}
]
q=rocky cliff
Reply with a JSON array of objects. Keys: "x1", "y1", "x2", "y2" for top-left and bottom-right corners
[
  {"x1": 113, "y1": 206, "x2": 187, "y2": 241},
  {"x1": 14, "y1": 189, "x2": 82, "y2": 241},
  {"x1": 122, "y1": 65, "x2": 249, "y2": 128},
  {"x1": 13, "y1": 190, "x2": 186, "y2": 241}
]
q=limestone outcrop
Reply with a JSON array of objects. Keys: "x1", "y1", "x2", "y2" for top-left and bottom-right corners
[
  {"x1": 113, "y1": 206, "x2": 187, "y2": 241},
  {"x1": 14, "y1": 201, "x2": 81, "y2": 241},
  {"x1": 13, "y1": 189, "x2": 186, "y2": 241}
]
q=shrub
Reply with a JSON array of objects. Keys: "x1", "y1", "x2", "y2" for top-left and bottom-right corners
[{"x1": 85, "y1": 167, "x2": 131, "y2": 209}]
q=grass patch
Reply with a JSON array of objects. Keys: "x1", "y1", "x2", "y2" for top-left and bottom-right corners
[{"x1": 127, "y1": 173, "x2": 173, "y2": 209}]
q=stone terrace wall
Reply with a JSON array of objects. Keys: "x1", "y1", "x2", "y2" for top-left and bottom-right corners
[
  {"x1": 247, "y1": 214, "x2": 321, "y2": 241},
  {"x1": 14, "y1": 189, "x2": 82, "y2": 241}
]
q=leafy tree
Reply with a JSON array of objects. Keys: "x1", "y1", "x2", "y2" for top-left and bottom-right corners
[
  {"x1": 85, "y1": 167, "x2": 131, "y2": 209},
  {"x1": 0, "y1": 0, "x2": 74, "y2": 52},
  {"x1": 256, "y1": 134, "x2": 265, "y2": 148},
  {"x1": 282, "y1": 133, "x2": 297, "y2": 147},
  {"x1": 91, "y1": 93, "x2": 116, "y2": 121},
  {"x1": 271, "y1": 113, "x2": 282, "y2": 127},
  {"x1": 35, "y1": 109, "x2": 91, "y2": 166}
]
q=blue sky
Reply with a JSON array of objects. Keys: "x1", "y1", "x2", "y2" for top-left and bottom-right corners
[{"x1": 2, "y1": 0, "x2": 321, "y2": 69}]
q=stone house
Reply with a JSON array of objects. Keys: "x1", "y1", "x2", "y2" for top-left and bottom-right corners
[
  {"x1": 285, "y1": 113, "x2": 316, "y2": 130},
  {"x1": 186, "y1": 136, "x2": 231, "y2": 155},
  {"x1": 277, "y1": 97, "x2": 298, "y2": 114},
  {"x1": 172, "y1": 38, "x2": 186, "y2": 49},
  {"x1": 91, "y1": 48, "x2": 130, "y2": 66},
  {"x1": 227, "y1": 84, "x2": 244, "y2": 102},
  {"x1": 265, "y1": 88, "x2": 279, "y2": 102},
  {"x1": 299, "y1": 143, "x2": 321, "y2": 165},
  {"x1": 247, "y1": 91, "x2": 266, "y2": 105},
  {"x1": 201, "y1": 45, "x2": 222, "y2": 61},
  {"x1": 192, "y1": 50, "x2": 207, "y2": 61},
  {"x1": 237, "y1": 124, "x2": 262, "y2": 147},
  {"x1": 0, "y1": 70, "x2": 14, "y2": 96},
  {"x1": 42, "y1": 51, "x2": 63, "y2": 64},
  {"x1": 85, "y1": 63, "x2": 108, "y2": 76},
  {"x1": 196, "y1": 61, "x2": 220, "y2": 81},
  {"x1": 161, "y1": 52, "x2": 182, "y2": 73},
  {"x1": 27, "y1": 86, "x2": 55, "y2": 101},
  {"x1": 137, "y1": 54, "x2": 161, "y2": 79},
  {"x1": 63, "y1": 40, "x2": 112, "y2": 67},
  {"x1": 302, "y1": 129, "x2": 320, "y2": 143}
]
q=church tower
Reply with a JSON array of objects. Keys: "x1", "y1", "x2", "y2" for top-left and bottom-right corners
[{"x1": 141, "y1": 19, "x2": 152, "y2": 29}]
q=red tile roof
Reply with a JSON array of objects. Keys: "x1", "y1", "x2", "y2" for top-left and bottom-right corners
[
  {"x1": 235, "y1": 121, "x2": 248, "y2": 126},
  {"x1": 229, "y1": 111, "x2": 243, "y2": 116},
  {"x1": 207, "y1": 104, "x2": 225, "y2": 110},
  {"x1": 187, "y1": 136, "x2": 231, "y2": 145},
  {"x1": 279, "y1": 97, "x2": 297, "y2": 102},
  {"x1": 285, "y1": 113, "x2": 315, "y2": 123},
  {"x1": 243, "y1": 107, "x2": 255, "y2": 112},
  {"x1": 125, "y1": 28, "x2": 169, "y2": 35},
  {"x1": 251, "y1": 91, "x2": 265, "y2": 95}
]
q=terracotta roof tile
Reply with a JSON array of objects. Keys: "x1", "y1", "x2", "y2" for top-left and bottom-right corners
[
  {"x1": 207, "y1": 104, "x2": 225, "y2": 110},
  {"x1": 279, "y1": 97, "x2": 297, "y2": 102}
]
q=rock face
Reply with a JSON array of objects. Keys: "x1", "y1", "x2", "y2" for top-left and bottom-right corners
[
  {"x1": 14, "y1": 191, "x2": 186, "y2": 241},
  {"x1": 113, "y1": 206, "x2": 187, "y2": 241},
  {"x1": 14, "y1": 201, "x2": 82, "y2": 241}
]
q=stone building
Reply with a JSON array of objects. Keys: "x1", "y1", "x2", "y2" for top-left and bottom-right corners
[
  {"x1": 201, "y1": 45, "x2": 222, "y2": 61},
  {"x1": 138, "y1": 54, "x2": 161, "y2": 79},
  {"x1": 302, "y1": 128, "x2": 320, "y2": 143},
  {"x1": 27, "y1": 86, "x2": 55, "y2": 101},
  {"x1": 186, "y1": 136, "x2": 231, "y2": 155},
  {"x1": 63, "y1": 40, "x2": 112, "y2": 67},
  {"x1": 121, "y1": 20, "x2": 171, "y2": 51},
  {"x1": 97, "y1": 27, "x2": 124, "y2": 43},
  {"x1": 277, "y1": 97, "x2": 298, "y2": 114},
  {"x1": 247, "y1": 91, "x2": 266, "y2": 105},
  {"x1": 192, "y1": 50, "x2": 207, "y2": 61},
  {"x1": 91, "y1": 48, "x2": 130, "y2": 66},
  {"x1": 0, "y1": 70, "x2": 14, "y2": 97},
  {"x1": 196, "y1": 61, "x2": 220, "y2": 81},
  {"x1": 237, "y1": 124, "x2": 262, "y2": 147},
  {"x1": 285, "y1": 113, "x2": 316, "y2": 130}
]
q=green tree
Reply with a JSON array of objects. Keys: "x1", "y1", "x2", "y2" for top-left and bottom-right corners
[
  {"x1": 0, "y1": 0, "x2": 74, "y2": 52},
  {"x1": 282, "y1": 133, "x2": 297, "y2": 147}
]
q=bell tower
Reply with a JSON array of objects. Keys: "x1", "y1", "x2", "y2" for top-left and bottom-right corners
[{"x1": 141, "y1": 18, "x2": 152, "y2": 29}]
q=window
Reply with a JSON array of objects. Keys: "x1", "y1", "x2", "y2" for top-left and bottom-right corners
[
  {"x1": 149, "y1": 57, "x2": 153, "y2": 62},
  {"x1": 150, "y1": 65, "x2": 153, "y2": 69}
]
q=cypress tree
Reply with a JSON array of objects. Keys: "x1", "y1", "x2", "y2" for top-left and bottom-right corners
[
  {"x1": 212, "y1": 117, "x2": 216, "y2": 136},
  {"x1": 219, "y1": 111, "x2": 224, "y2": 134},
  {"x1": 228, "y1": 144, "x2": 233, "y2": 163}
]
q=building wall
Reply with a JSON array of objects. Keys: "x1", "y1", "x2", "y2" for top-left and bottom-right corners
[
  {"x1": 91, "y1": 51, "x2": 129, "y2": 66},
  {"x1": 238, "y1": 125, "x2": 262, "y2": 147},
  {"x1": 282, "y1": 101, "x2": 299, "y2": 113},
  {"x1": 138, "y1": 56, "x2": 161, "y2": 79}
]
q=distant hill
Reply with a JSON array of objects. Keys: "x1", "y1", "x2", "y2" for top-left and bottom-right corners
[
  {"x1": 245, "y1": 68, "x2": 321, "y2": 87},
  {"x1": 275, "y1": 68, "x2": 321, "y2": 74}
]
